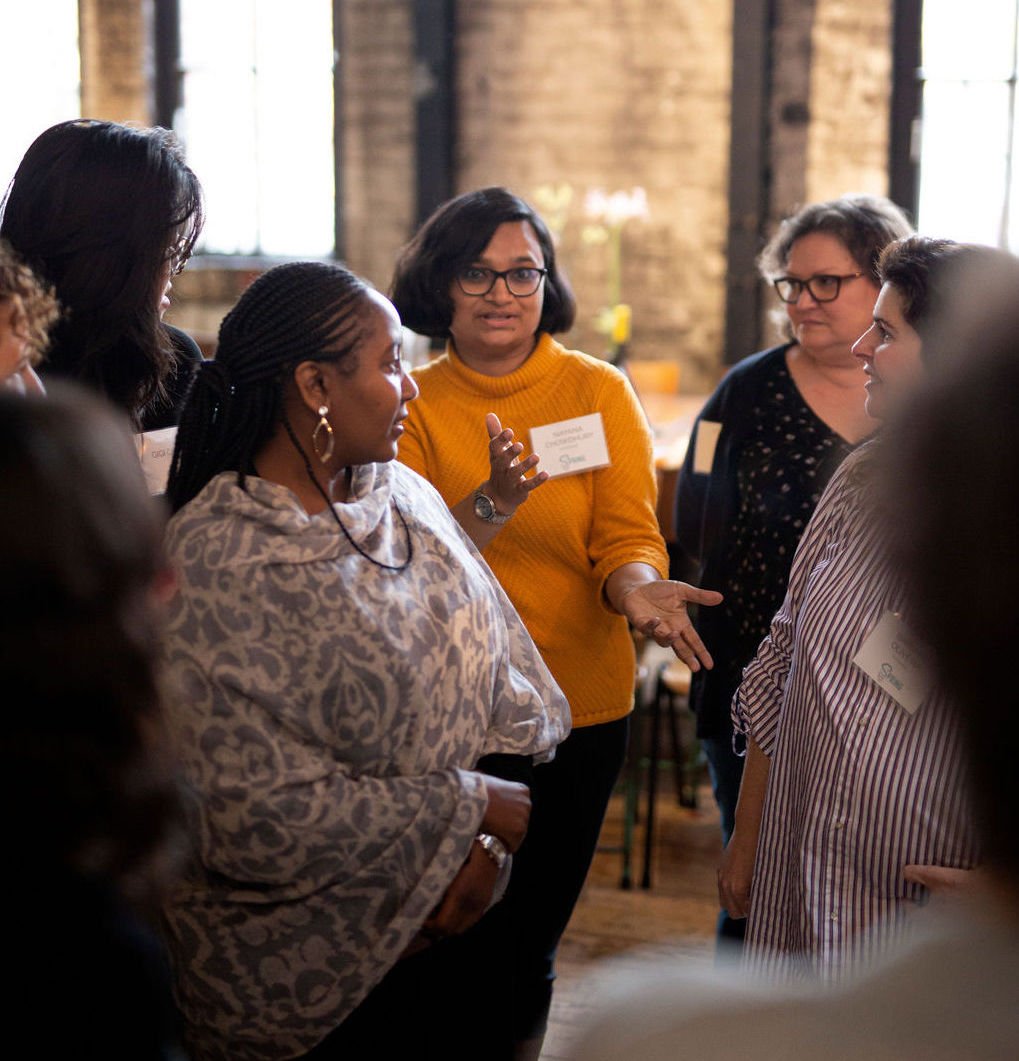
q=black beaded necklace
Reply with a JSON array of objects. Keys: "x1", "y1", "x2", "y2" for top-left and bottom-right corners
[{"x1": 282, "y1": 417, "x2": 413, "y2": 572}]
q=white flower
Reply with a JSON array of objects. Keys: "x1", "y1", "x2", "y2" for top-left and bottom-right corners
[{"x1": 584, "y1": 187, "x2": 649, "y2": 225}]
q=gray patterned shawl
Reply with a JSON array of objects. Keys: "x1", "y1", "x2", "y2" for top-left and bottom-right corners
[{"x1": 161, "y1": 462, "x2": 569, "y2": 1060}]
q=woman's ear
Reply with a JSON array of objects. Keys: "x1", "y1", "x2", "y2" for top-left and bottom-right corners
[{"x1": 292, "y1": 361, "x2": 330, "y2": 414}]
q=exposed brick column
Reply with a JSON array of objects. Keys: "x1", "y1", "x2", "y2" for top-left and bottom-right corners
[{"x1": 79, "y1": 0, "x2": 154, "y2": 123}]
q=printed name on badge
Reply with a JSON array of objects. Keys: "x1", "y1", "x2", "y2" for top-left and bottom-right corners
[
  {"x1": 852, "y1": 610, "x2": 933, "y2": 715},
  {"x1": 136, "y1": 426, "x2": 178, "y2": 496},
  {"x1": 529, "y1": 413, "x2": 610, "y2": 479},
  {"x1": 693, "y1": 420, "x2": 722, "y2": 475}
]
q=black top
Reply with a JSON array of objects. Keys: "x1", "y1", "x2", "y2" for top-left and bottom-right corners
[
  {"x1": 139, "y1": 325, "x2": 203, "y2": 432},
  {"x1": 675, "y1": 344, "x2": 860, "y2": 738},
  {"x1": 9, "y1": 873, "x2": 187, "y2": 1059},
  {"x1": 40, "y1": 324, "x2": 202, "y2": 432}
]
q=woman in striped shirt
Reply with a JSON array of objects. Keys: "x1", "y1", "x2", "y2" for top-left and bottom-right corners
[{"x1": 719, "y1": 236, "x2": 981, "y2": 981}]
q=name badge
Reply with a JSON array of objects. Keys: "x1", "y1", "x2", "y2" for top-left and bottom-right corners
[
  {"x1": 530, "y1": 413, "x2": 610, "y2": 478},
  {"x1": 135, "y1": 426, "x2": 177, "y2": 496},
  {"x1": 693, "y1": 420, "x2": 721, "y2": 474},
  {"x1": 852, "y1": 610, "x2": 932, "y2": 714}
]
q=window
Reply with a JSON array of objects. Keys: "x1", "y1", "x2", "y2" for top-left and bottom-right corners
[
  {"x1": 0, "y1": 2, "x2": 80, "y2": 192},
  {"x1": 176, "y1": 0, "x2": 336, "y2": 256},
  {"x1": 917, "y1": 0, "x2": 1019, "y2": 247}
]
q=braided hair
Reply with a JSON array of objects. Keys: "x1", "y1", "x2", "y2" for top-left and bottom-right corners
[{"x1": 166, "y1": 261, "x2": 371, "y2": 513}]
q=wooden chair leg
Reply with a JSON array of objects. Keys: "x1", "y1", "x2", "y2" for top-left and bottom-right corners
[{"x1": 641, "y1": 676, "x2": 662, "y2": 889}]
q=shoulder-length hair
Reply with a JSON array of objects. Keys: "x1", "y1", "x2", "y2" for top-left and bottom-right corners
[
  {"x1": 390, "y1": 186, "x2": 576, "y2": 338},
  {"x1": 0, "y1": 120, "x2": 204, "y2": 425},
  {"x1": 0, "y1": 384, "x2": 179, "y2": 903}
]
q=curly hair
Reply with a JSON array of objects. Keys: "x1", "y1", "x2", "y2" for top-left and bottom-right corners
[
  {"x1": 0, "y1": 239, "x2": 59, "y2": 364},
  {"x1": 758, "y1": 194, "x2": 913, "y2": 285},
  {"x1": 877, "y1": 235, "x2": 967, "y2": 343}
]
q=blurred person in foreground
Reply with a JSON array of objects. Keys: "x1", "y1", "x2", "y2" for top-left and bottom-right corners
[
  {"x1": 0, "y1": 386, "x2": 185, "y2": 1058},
  {"x1": 569, "y1": 246, "x2": 1019, "y2": 1060}
]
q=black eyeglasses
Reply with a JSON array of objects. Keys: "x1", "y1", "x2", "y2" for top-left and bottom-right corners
[
  {"x1": 455, "y1": 266, "x2": 548, "y2": 297},
  {"x1": 164, "y1": 239, "x2": 193, "y2": 277},
  {"x1": 772, "y1": 272, "x2": 864, "y2": 304}
]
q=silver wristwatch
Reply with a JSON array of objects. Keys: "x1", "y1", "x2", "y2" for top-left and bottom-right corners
[
  {"x1": 475, "y1": 832, "x2": 509, "y2": 869},
  {"x1": 472, "y1": 489, "x2": 510, "y2": 525}
]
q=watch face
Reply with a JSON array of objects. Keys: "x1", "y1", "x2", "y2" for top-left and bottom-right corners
[{"x1": 474, "y1": 494, "x2": 495, "y2": 520}]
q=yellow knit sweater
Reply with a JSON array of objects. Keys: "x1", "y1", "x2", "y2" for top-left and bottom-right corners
[{"x1": 398, "y1": 333, "x2": 668, "y2": 728}]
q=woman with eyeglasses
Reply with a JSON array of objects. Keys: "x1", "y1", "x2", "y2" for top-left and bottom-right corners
[
  {"x1": 391, "y1": 186, "x2": 722, "y2": 1060},
  {"x1": 675, "y1": 195, "x2": 912, "y2": 945},
  {"x1": 0, "y1": 119, "x2": 205, "y2": 430}
]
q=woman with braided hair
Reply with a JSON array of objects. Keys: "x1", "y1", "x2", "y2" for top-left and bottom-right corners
[{"x1": 161, "y1": 260, "x2": 569, "y2": 1060}]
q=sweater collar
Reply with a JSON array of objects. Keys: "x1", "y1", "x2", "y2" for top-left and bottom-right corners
[{"x1": 440, "y1": 332, "x2": 562, "y2": 398}]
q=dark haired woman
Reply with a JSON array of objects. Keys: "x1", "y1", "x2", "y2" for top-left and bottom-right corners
[
  {"x1": 0, "y1": 118, "x2": 204, "y2": 429},
  {"x1": 676, "y1": 194, "x2": 912, "y2": 942},
  {"x1": 391, "y1": 186, "x2": 722, "y2": 1058},
  {"x1": 720, "y1": 236, "x2": 979, "y2": 982},
  {"x1": 0, "y1": 386, "x2": 184, "y2": 1057},
  {"x1": 161, "y1": 260, "x2": 568, "y2": 1059}
]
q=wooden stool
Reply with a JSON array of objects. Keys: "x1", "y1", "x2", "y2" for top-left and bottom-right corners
[{"x1": 640, "y1": 658, "x2": 694, "y2": 889}]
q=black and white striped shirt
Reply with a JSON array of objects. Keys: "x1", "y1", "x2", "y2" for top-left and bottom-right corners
[{"x1": 734, "y1": 446, "x2": 978, "y2": 982}]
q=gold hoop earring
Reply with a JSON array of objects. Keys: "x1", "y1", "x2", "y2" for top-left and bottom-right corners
[{"x1": 312, "y1": 405, "x2": 335, "y2": 463}]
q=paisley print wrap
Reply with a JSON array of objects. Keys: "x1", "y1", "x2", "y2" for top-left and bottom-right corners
[{"x1": 161, "y1": 462, "x2": 569, "y2": 1059}]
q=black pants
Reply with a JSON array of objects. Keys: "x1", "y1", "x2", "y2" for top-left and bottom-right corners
[{"x1": 304, "y1": 716, "x2": 629, "y2": 1060}]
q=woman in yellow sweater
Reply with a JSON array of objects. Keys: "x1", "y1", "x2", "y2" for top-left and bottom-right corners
[{"x1": 392, "y1": 186, "x2": 721, "y2": 1060}]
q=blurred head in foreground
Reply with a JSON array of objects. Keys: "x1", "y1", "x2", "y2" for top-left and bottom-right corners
[
  {"x1": 888, "y1": 247, "x2": 1019, "y2": 892},
  {"x1": 0, "y1": 385, "x2": 178, "y2": 902}
]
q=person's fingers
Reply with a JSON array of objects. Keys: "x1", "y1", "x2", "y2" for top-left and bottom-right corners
[
  {"x1": 485, "y1": 412, "x2": 503, "y2": 439},
  {"x1": 668, "y1": 635, "x2": 701, "y2": 671},
  {"x1": 520, "y1": 471, "x2": 549, "y2": 494},
  {"x1": 685, "y1": 586, "x2": 724, "y2": 607},
  {"x1": 675, "y1": 627, "x2": 713, "y2": 670}
]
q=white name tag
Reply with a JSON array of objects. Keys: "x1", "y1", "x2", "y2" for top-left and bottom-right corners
[
  {"x1": 693, "y1": 420, "x2": 721, "y2": 474},
  {"x1": 852, "y1": 610, "x2": 933, "y2": 715},
  {"x1": 530, "y1": 413, "x2": 611, "y2": 479},
  {"x1": 135, "y1": 426, "x2": 177, "y2": 496}
]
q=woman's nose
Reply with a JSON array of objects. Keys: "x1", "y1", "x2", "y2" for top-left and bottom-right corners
[
  {"x1": 852, "y1": 325, "x2": 875, "y2": 358},
  {"x1": 402, "y1": 367, "x2": 420, "y2": 401}
]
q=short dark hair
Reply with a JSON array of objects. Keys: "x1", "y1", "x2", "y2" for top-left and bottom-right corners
[
  {"x1": 167, "y1": 260, "x2": 373, "y2": 513},
  {"x1": 758, "y1": 194, "x2": 914, "y2": 284},
  {"x1": 390, "y1": 186, "x2": 576, "y2": 338},
  {"x1": 877, "y1": 235, "x2": 966, "y2": 343},
  {"x1": 0, "y1": 385, "x2": 177, "y2": 899},
  {"x1": 887, "y1": 247, "x2": 1019, "y2": 883},
  {"x1": 0, "y1": 119, "x2": 204, "y2": 424}
]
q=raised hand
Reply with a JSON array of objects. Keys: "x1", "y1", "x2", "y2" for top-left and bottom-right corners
[{"x1": 481, "y1": 411, "x2": 548, "y2": 516}]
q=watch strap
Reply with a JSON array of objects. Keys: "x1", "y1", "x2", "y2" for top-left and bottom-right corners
[{"x1": 475, "y1": 832, "x2": 509, "y2": 869}]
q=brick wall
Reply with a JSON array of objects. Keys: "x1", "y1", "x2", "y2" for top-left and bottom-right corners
[
  {"x1": 806, "y1": 0, "x2": 892, "y2": 203},
  {"x1": 76, "y1": 0, "x2": 896, "y2": 384},
  {"x1": 79, "y1": 0, "x2": 152, "y2": 122},
  {"x1": 339, "y1": 0, "x2": 417, "y2": 289},
  {"x1": 456, "y1": 0, "x2": 733, "y2": 390}
]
